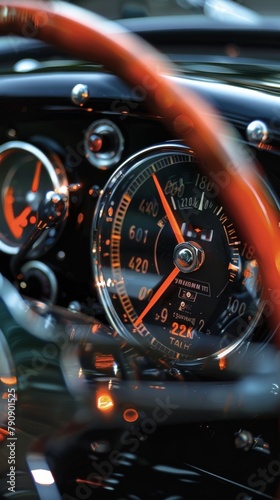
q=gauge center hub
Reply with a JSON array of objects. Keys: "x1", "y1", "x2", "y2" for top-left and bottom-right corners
[{"x1": 174, "y1": 241, "x2": 205, "y2": 273}]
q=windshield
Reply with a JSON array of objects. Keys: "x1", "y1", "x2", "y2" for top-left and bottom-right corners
[{"x1": 70, "y1": 0, "x2": 279, "y2": 21}]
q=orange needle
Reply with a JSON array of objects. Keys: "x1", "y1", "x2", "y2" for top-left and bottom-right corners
[
  {"x1": 152, "y1": 173, "x2": 184, "y2": 245},
  {"x1": 4, "y1": 187, "x2": 32, "y2": 239},
  {"x1": 31, "y1": 161, "x2": 42, "y2": 192},
  {"x1": 134, "y1": 266, "x2": 180, "y2": 327}
]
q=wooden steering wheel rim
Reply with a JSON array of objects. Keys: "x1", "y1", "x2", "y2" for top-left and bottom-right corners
[{"x1": 0, "y1": 0, "x2": 279, "y2": 334}]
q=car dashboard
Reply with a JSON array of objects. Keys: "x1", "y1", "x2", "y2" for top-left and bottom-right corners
[{"x1": 0, "y1": 6, "x2": 280, "y2": 500}]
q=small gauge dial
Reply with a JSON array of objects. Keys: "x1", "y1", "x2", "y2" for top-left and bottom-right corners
[
  {"x1": 0, "y1": 141, "x2": 68, "y2": 254},
  {"x1": 93, "y1": 144, "x2": 263, "y2": 364}
]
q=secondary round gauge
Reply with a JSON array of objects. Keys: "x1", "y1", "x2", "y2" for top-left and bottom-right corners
[
  {"x1": 0, "y1": 141, "x2": 68, "y2": 254},
  {"x1": 93, "y1": 144, "x2": 263, "y2": 364}
]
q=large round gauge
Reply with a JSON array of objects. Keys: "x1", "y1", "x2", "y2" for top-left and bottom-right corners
[
  {"x1": 93, "y1": 144, "x2": 263, "y2": 364},
  {"x1": 0, "y1": 141, "x2": 68, "y2": 254}
]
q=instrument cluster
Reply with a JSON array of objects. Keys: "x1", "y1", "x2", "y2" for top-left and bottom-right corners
[{"x1": 0, "y1": 121, "x2": 275, "y2": 366}]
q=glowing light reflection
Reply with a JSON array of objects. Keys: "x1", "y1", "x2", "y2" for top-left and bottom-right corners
[
  {"x1": 97, "y1": 394, "x2": 114, "y2": 411},
  {"x1": 31, "y1": 469, "x2": 55, "y2": 485}
]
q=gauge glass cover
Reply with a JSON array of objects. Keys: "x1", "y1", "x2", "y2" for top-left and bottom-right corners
[
  {"x1": 93, "y1": 144, "x2": 263, "y2": 364},
  {"x1": 0, "y1": 141, "x2": 68, "y2": 254}
]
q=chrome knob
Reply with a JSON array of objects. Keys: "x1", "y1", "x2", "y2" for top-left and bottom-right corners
[
  {"x1": 246, "y1": 120, "x2": 269, "y2": 143},
  {"x1": 71, "y1": 83, "x2": 89, "y2": 106}
]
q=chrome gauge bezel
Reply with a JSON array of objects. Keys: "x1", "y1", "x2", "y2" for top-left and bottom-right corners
[
  {"x1": 0, "y1": 140, "x2": 68, "y2": 255},
  {"x1": 93, "y1": 143, "x2": 264, "y2": 366}
]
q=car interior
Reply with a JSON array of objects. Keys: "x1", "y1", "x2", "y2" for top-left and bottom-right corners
[{"x1": 0, "y1": 1, "x2": 280, "y2": 499}]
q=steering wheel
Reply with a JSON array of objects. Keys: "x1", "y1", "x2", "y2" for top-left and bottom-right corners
[{"x1": 0, "y1": 1, "x2": 279, "y2": 498}]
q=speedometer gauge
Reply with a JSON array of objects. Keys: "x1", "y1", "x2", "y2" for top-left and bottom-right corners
[
  {"x1": 0, "y1": 141, "x2": 68, "y2": 255},
  {"x1": 93, "y1": 144, "x2": 263, "y2": 364}
]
